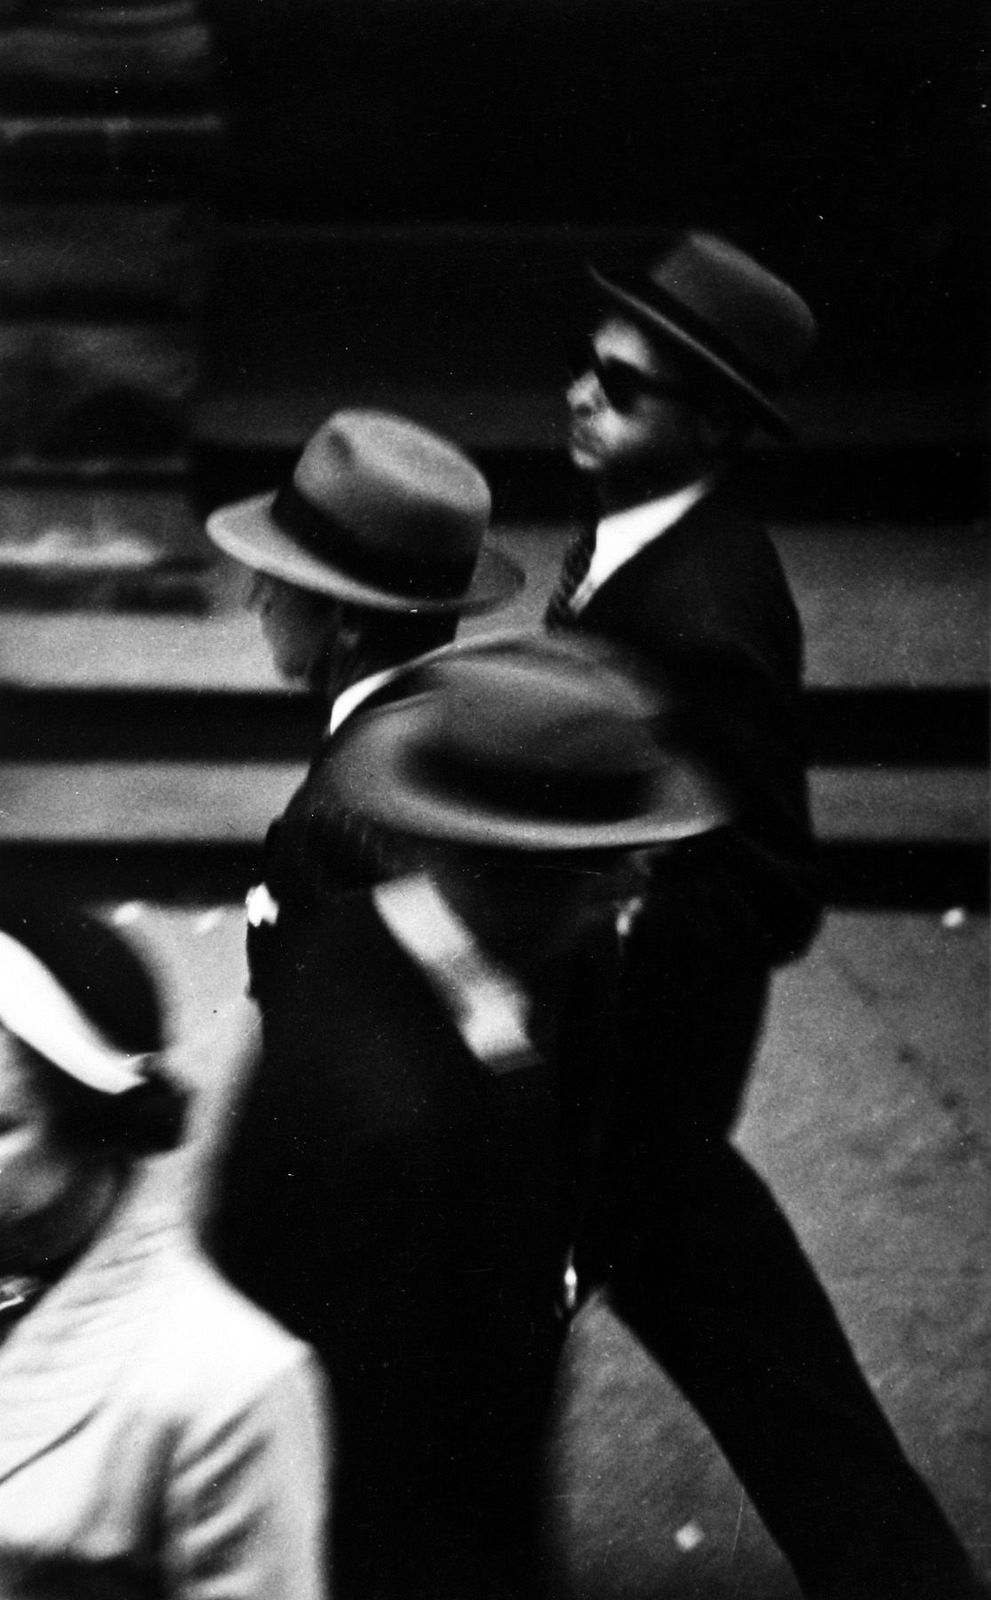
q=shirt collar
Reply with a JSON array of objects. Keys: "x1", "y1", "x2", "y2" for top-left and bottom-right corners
[
  {"x1": 328, "y1": 665, "x2": 404, "y2": 736},
  {"x1": 570, "y1": 478, "x2": 710, "y2": 613},
  {"x1": 372, "y1": 874, "x2": 540, "y2": 1074}
]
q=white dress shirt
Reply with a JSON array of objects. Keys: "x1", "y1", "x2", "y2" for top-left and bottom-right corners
[
  {"x1": 569, "y1": 479, "x2": 710, "y2": 615},
  {"x1": 245, "y1": 665, "x2": 407, "y2": 933},
  {"x1": 328, "y1": 665, "x2": 404, "y2": 735}
]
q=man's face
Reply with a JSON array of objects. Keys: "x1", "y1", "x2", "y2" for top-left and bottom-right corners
[
  {"x1": 0, "y1": 1030, "x2": 79, "y2": 1268},
  {"x1": 566, "y1": 315, "x2": 704, "y2": 506},
  {"x1": 247, "y1": 570, "x2": 461, "y2": 705},
  {"x1": 247, "y1": 571, "x2": 341, "y2": 688}
]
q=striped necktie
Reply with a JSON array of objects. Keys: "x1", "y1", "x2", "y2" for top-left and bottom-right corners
[{"x1": 543, "y1": 521, "x2": 597, "y2": 630}]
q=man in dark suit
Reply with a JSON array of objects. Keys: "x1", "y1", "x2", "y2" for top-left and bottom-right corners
[
  {"x1": 206, "y1": 407, "x2": 525, "y2": 920},
  {"x1": 189, "y1": 411, "x2": 526, "y2": 1210},
  {"x1": 546, "y1": 232, "x2": 982, "y2": 1598},
  {"x1": 209, "y1": 635, "x2": 730, "y2": 1600}
]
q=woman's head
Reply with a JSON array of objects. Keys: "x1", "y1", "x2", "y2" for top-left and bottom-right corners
[
  {"x1": 0, "y1": 892, "x2": 185, "y2": 1165},
  {"x1": 0, "y1": 891, "x2": 185, "y2": 1271}
]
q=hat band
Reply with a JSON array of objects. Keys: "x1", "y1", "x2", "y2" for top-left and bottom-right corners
[
  {"x1": 615, "y1": 274, "x2": 779, "y2": 397},
  {"x1": 272, "y1": 480, "x2": 477, "y2": 601},
  {"x1": 418, "y1": 746, "x2": 656, "y2": 826}
]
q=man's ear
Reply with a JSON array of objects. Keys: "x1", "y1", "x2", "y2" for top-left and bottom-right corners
[{"x1": 334, "y1": 600, "x2": 371, "y2": 651}]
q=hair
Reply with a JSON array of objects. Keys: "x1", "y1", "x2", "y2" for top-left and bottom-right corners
[
  {"x1": 307, "y1": 598, "x2": 460, "y2": 692},
  {"x1": 15, "y1": 1040, "x2": 186, "y2": 1161},
  {"x1": 343, "y1": 602, "x2": 459, "y2": 662}
]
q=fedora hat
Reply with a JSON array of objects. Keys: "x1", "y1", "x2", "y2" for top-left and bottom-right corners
[
  {"x1": 589, "y1": 231, "x2": 816, "y2": 438},
  {"x1": 206, "y1": 409, "x2": 523, "y2": 615},
  {"x1": 325, "y1": 631, "x2": 731, "y2": 851}
]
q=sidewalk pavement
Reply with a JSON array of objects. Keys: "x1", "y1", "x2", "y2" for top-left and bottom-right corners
[{"x1": 121, "y1": 898, "x2": 989, "y2": 1597}]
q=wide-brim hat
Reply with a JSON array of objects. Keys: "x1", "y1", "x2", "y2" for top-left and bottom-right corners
[
  {"x1": 325, "y1": 631, "x2": 731, "y2": 851},
  {"x1": 589, "y1": 230, "x2": 817, "y2": 439},
  {"x1": 206, "y1": 408, "x2": 523, "y2": 615},
  {"x1": 0, "y1": 890, "x2": 184, "y2": 1152}
]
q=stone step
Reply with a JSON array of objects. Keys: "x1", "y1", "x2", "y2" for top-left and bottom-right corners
[
  {"x1": 0, "y1": 114, "x2": 222, "y2": 195},
  {"x1": 197, "y1": 378, "x2": 987, "y2": 460},
  {"x1": 3, "y1": 516, "x2": 985, "y2": 918},
  {"x1": 1, "y1": 221, "x2": 982, "y2": 509},
  {"x1": 0, "y1": 202, "x2": 214, "y2": 316},
  {"x1": 191, "y1": 220, "x2": 985, "y2": 528},
  {"x1": 2, "y1": 523, "x2": 986, "y2": 690},
  {"x1": 0, "y1": 0, "x2": 216, "y2": 116},
  {"x1": 0, "y1": 761, "x2": 985, "y2": 847},
  {"x1": 5, "y1": 685, "x2": 987, "y2": 769},
  {"x1": 4, "y1": 837, "x2": 983, "y2": 915},
  {"x1": 0, "y1": 483, "x2": 205, "y2": 608},
  {"x1": 201, "y1": 439, "x2": 986, "y2": 528},
  {"x1": 197, "y1": 227, "x2": 985, "y2": 469},
  {"x1": 199, "y1": 225, "x2": 982, "y2": 423},
  {"x1": 0, "y1": 321, "x2": 203, "y2": 469}
]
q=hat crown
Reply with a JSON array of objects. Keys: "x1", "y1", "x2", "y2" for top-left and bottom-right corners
[
  {"x1": 328, "y1": 633, "x2": 730, "y2": 849},
  {"x1": 293, "y1": 409, "x2": 491, "y2": 576},
  {"x1": 411, "y1": 639, "x2": 681, "y2": 830},
  {"x1": 590, "y1": 229, "x2": 816, "y2": 434},
  {"x1": 433, "y1": 654, "x2": 660, "y2": 798},
  {"x1": 646, "y1": 231, "x2": 816, "y2": 392},
  {"x1": 205, "y1": 408, "x2": 522, "y2": 616}
]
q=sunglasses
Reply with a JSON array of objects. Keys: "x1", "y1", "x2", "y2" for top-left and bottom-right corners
[{"x1": 566, "y1": 338, "x2": 687, "y2": 414}]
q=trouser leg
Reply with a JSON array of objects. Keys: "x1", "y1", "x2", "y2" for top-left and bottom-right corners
[
  {"x1": 328, "y1": 1321, "x2": 562, "y2": 1600},
  {"x1": 579, "y1": 1141, "x2": 979, "y2": 1599}
]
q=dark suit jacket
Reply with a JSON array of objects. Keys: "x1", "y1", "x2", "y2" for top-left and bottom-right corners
[
  {"x1": 553, "y1": 491, "x2": 822, "y2": 1147},
  {"x1": 219, "y1": 891, "x2": 562, "y2": 1347},
  {"x1": 247, "y1": 676, "x2": 425, "y2": 994},
  {"x1": 213, "y1": 889, "x2": 580, "y2": 1593},
  {"x1": 260, "y1": 737, "x2": 410, "y2": 909},
  {"x1": 569, "y1": 490, "x2": 821, "y2": 964}
]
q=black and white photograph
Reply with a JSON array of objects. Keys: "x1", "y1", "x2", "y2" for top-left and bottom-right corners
[{"x1": 0, "y1": 2, "x2": 987, "y2": 1595}]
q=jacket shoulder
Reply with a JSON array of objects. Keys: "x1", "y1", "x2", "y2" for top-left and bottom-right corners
[
  {"x1": 626, "y1": 498, "x2": 789, "y2": 597},
  {"x1": 585, "y1": 496, "x2": 802, "y2": 672},
  {"x1": 141, "y1": 1244, "x2": 323, "y2": 1419}
]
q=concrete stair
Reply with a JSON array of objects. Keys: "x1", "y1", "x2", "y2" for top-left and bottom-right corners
[
  {"x1": 1, "y1": 517, "x2": 987, "y2": 909},
  {"x1": 2, "y1": 219, "x2": 986, "y2": 909},
  {"x1": 1, "y1": 14, "x2": 986, "y2": 1590}
]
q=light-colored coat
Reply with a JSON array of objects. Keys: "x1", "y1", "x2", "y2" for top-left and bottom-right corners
[{"x1": 0, "y1": 1162, "x2": 331, "y2": 1600}]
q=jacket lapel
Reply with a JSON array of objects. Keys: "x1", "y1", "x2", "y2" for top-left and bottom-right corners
[
  {"x1": 580, "y1": 493, "x2": 718, "y2": 619},
  {"x1": 0, "y1": 1162, "x2": 187, "y2": 1486}
]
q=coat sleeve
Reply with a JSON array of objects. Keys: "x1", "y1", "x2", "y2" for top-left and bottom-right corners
[{"x1": 162, "y1": 1342, "x2": 332, "y2": 1600}]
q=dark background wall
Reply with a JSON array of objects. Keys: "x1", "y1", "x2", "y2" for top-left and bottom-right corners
[
  {"x1": 0, "y1": 0, "x2": 986, "y2": 915},
  {"x1": 202, "y1": 0, "x2": 987, "y2": 392}
]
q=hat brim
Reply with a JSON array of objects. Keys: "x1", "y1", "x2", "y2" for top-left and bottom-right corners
[
  {"x1": 588, "y1": 266, "x2": 794, "y2": 441},
  {"x1": 206, "y1": 492, "x2": 525, "y2": 616},
  {"x1": 325, "y1": 691, "x2": 730, "y2": 851},
  {"x1": 0, "y1": 929, "x2": 152, "y2": 1096}
]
